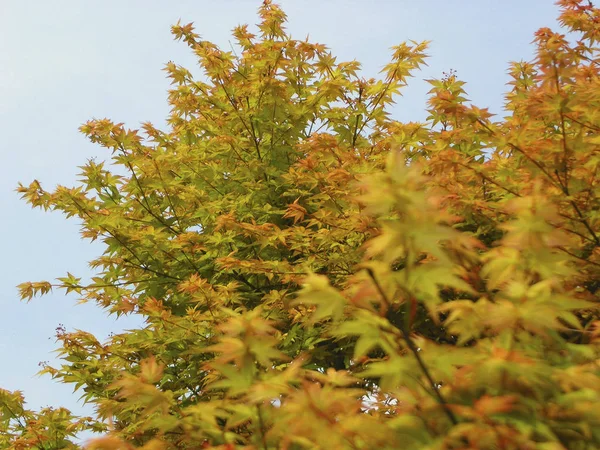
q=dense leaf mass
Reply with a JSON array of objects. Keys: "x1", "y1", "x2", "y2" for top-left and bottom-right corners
[{"x1": 4, "y1": 1, "x2": 600, "y2": 448}]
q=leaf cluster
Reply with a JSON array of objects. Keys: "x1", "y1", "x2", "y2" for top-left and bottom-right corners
[{"x1": 8, "y1": 1, "x2": 600, "y2": 449}]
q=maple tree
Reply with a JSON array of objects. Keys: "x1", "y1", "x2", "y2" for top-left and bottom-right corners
[{"x1": 4, "y1": 0, "x2": 600, "y2": 448}]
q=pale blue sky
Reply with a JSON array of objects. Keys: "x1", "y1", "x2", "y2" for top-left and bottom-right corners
[{"x1": 1, "y1": 0, "x2": 559, "y2": 421}]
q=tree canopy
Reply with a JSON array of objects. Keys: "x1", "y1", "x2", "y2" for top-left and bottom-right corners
[{"x1": 3, "y1": 0, "x2": 600, "y2": 448}]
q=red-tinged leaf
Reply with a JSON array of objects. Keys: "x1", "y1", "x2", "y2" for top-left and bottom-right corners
[{"x1": 474, "y1": 395, "x2": 518, "y2": 416}]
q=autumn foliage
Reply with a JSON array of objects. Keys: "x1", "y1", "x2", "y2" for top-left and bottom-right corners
[{"x1": 4, "y1": 0, "x2": 600, "y2": 448}]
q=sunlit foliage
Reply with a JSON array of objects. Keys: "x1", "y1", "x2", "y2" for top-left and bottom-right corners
[{"x1": 5, "y1": 1, "x2": 600, "y2": 448}]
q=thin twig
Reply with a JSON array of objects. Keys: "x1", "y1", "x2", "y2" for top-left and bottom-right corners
[{"x1": 366, "y1": 268, "x2": 458, "y2": 426}]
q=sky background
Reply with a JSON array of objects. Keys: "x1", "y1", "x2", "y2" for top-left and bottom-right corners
[{"x1": 1, "y1": 0, "x2": 560, "y2": 438}]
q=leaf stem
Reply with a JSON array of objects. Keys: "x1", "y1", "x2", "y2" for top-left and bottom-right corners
[{"x1": 366, "y1": 268, "x2": 458, "y2": 426}]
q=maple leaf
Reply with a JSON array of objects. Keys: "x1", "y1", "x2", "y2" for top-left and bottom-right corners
[{"x1": 11, "y1": 1, "x2": 600, "y2": 448}]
